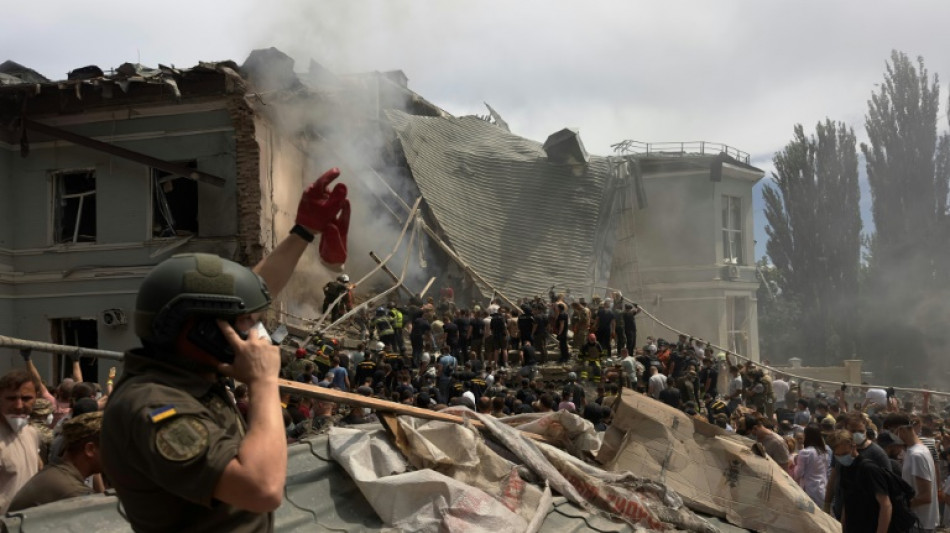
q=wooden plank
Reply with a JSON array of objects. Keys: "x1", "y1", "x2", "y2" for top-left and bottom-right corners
[{"x1": 278, "y1": 379, "x2": 553, "y2": 444}]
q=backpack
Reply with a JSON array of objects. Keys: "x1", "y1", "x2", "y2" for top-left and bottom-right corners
[{"x1": 877, "y1": 465, "x2": 919, "y2": 533}]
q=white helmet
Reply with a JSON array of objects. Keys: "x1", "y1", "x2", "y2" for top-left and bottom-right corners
[
  {"x1": 647, "y1": 344, "x2": 657, "y2": 354},
  {"x1": 374, "y1": 341, "x2": 385, "y2": 351},
  {"x1": 338, "y1": 274, "x2": 349, "y2": 283},
  {"x1": 421, "y1": 352, "x2": 431, "y2": 364}
]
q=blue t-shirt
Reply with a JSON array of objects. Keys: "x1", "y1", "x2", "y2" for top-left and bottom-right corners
[{"x1": 329, "y1": 367, "x2": 348, "y2": 390}]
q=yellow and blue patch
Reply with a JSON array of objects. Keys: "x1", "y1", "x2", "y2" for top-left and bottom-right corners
[{"x1": 148, "y1": 405, "x2": 178, "y2": 424}]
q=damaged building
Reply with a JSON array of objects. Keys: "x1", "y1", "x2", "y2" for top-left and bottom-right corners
[{"x1": 0, "y1": 48, "x2": 763, "y2": 382}]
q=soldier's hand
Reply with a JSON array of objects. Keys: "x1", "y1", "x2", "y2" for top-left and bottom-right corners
[{"x1": 216, "y1": 319, "x2": 281, "y2": 385}]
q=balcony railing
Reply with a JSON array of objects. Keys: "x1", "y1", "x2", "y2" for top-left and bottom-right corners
[{"x1": 611, "y1": 140, "x2": 750, "y2": 165}]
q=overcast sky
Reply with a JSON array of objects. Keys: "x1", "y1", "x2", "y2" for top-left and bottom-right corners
[{"x1": 7, "y1": 1, "x2": 950, "y2": 258}]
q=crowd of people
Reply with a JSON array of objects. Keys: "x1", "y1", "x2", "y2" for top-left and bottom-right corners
[{"x1": 1, "y1": 163, "x2": 949, "y2": 533}]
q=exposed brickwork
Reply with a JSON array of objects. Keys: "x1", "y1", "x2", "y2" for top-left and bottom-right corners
[{"x1": 226, "y1": 95, "x2": 264, "y2": 266}]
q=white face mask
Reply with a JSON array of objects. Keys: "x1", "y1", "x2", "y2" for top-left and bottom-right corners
[
  {"x1": 44, "y1": 414, "x2": 53, "y2": 426},
  {"x1": 852, "y1": 432, "x2": 867, "y2": 446},
  {"x1": 242, "y1": 321, "x2": 270, "y2": 341},
  {"x1": 5, "y1": 415, "x2": 29, "y2": 434}
]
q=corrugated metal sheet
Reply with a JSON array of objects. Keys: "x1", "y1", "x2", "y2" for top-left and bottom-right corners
[
  {"x1": 2, "y1": 433, "x2": 750, "y2": 533},
  {"x1": 387, "y1": 110, "x2": 618, "y2": 300}
]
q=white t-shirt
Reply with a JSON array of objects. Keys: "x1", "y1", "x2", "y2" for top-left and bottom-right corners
[
  {"x1": 865, "y1": 388, "x2": 887, "y2": 406},
  {"x1": 648, "y1": 373, "x2": 667, "y2": 399},
  {"x1": 903, "y1": 443, "x2": 940, "y2": 529},
  {"x1": 772, "y1": 379, "x2": 789, "y2": 403}
]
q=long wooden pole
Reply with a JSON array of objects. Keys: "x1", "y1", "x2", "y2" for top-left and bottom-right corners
[{"x1": 278, "y1": 379, "x2": 551, "y2": 444}]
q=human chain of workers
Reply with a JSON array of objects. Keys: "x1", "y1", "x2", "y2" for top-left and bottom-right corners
[{"x1": 0, "y1": 167, "x2": 945, "y2": 533}]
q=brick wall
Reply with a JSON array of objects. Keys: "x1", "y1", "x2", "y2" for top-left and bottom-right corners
[{"x1": 227, "y1": 95, "x2": 265, "y2": 266}]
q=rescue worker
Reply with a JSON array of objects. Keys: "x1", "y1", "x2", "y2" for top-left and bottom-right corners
[
  {"x1": 322, "y1": 274, "x2": 351, "y2": 322},
  {"x1": 579, "y1": 333, "x2": 603, "y2": 383},
  {"x1": 102, "y1": 167, "x2": 349, "y2": 532},
  {"x1": 388, "y1": 302, "x2": 405, "y2": 355},
  {"x1": 372, "y1": 307, "x2": 396, "y2": 351}
]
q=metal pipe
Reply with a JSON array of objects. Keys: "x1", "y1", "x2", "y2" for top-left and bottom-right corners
[
  {"x1": 0, "y1": 335, "x2": 125, "y2": 361},
  {"x1": 312, "y1": 197, "x2": 422, "y2": 331},
  {"x1": 320, "y1": 215, "x2": 419, "y2": 332}
]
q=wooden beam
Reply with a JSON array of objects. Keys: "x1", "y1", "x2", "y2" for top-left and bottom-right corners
[
  {"x1": 369, "y1": 250, "x2": 414, "y2": 299},
  {"x1": 278, "y1": 379, "x2": 553, "y2": 444},
  {"x1": 22, "y1": 118, "x2": 227, "y2": 187}
]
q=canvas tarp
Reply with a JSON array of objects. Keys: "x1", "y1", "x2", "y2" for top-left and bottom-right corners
[
  {"x1": 329, "y1": 421, "x2": 551, "y2": 532},
  {"x1": 596, "y1": 390, "x2": 840, "y2": 533}
]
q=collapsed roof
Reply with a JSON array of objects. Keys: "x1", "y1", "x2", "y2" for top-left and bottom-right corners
[{"x1": 387, "y1": 110, "x2": 622, "y2": 300}]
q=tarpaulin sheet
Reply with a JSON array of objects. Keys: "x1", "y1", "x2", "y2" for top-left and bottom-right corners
[
  {"x1": 596, "y1": 390, "x2": 840, "y2": 533},
  {"x1": 442, "y1": 407, "x2": 720, "y2": 532},
  {"x1": 329, "y1": 422, "x2": 550, "y2": 532}
]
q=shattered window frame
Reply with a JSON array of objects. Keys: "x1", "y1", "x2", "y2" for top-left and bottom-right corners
[
  {"x1": 721, "y1": 195, "x2": 743, "y2": 265},
  {"x1": 51, "y1": 169, "x2": 97, "y2": 244},
  {"x1": 726, "y1": 295, "x2": 749, "y2": 356},
  {"x1": 150, "y1": 161, "x2": 199, "y2": 239}
]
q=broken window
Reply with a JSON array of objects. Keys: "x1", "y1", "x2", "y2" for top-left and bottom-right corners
[
  {"x1": 49, "y1": 317, "x2": 99, "y2": 384},
  {"x1": 721, "y1": 195, "x2": 743, "y2": 265},
  {"x1": 53, "y1": 170, "x2": 96, "y2": 243},
  {"x1": 152, "y1": 161, "x2": 198, "y2": 238},
  {"x1": 726, "y1": 296, "x2": 749, "y2": 357}
]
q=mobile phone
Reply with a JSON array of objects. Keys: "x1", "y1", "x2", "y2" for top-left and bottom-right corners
[{"x1": 187, "y1": 318, "x2": 247, "y2": 364}]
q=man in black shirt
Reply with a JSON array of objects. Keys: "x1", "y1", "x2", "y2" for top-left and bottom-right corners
[
  {"x1": 698, "y1": 357, "x2": 719, "y2": 397},
  {"x1": 833, "y1": 429, "x2": 892, "y2": 533},
  {"x1": 532, "y1": 307, "x2": 549, "y2": 360},
  {"x1": 593, "y1": 301, "x2": 615, "y2": 358},
  {"x1": 553, "y1": 303, "x2": 569, "y2": 363},
  {"x1": 442, "y1": 316, "x2": 460, "y2": 358},
  {"x1": 658, "y1": 380, "x2": 682, "y2": 410},
  {"x1": 622, "y1": 303, "x2": 640, "y2": 354},
  {"x1": 408, "y1": 312, "x2": 433, "y2": 367},
  {"x1": 470, "y1": 308, "x2": 485, "y2": 362},
  {"x1": 517, "y1": 306, "x2": 535, "y2": 349},
  {"x1": 454, "y1": 310, "x2": 472, "y2": 363}
]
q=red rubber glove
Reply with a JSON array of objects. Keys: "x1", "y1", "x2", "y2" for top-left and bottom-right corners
[
  {"x1": 319, "y1": 198, "x2": 350, "y2": 266},
  {"x1": 296, "y1": 168, "x2": 347, "y2": 234}
]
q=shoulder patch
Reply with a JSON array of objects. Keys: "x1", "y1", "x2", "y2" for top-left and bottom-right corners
[
  {"x1": 148, "y1": 405, "x2": 178, "y2": 423},
  {"x1": 155, "y1": 416, "x2": 209, "y2": 462}
]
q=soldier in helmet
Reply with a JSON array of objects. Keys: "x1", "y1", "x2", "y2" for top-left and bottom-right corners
[{"x1": 102, "y1": 168, "x2": 349, "y2": 532}]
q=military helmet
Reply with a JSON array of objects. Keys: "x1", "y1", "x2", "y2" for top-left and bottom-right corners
[{"x1": 135, "y1": 253, "x2": 271, "y2": 344}]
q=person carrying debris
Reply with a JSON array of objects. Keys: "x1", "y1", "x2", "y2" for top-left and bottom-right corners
[{"x1": 102, "y1": 167, "x2": 349, "y2": 532}]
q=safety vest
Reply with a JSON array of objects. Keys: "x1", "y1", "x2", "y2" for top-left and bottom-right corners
[
  {"x1": 390, "y1": 308, "x2": 404, "y2": 329},
  {"x1": 374, "y1": 317, "x2": 394, "y2": 337}
]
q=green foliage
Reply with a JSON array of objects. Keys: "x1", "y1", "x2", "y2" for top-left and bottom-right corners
[
  {"x1": 762, "y1": 121, "x2": 861, "y2": 365},
  {"x1": 858, "y1": 50, "x2": 950, "y2": 384}
]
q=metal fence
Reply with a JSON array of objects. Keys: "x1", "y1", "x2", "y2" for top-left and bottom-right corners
[{"x1": 611, "y1": 139, "x2": 751, "y2": 165}]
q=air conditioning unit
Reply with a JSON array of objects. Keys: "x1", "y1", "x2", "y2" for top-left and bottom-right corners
[
  {"x1": 101, "y1": 308, "x2": 128, "y2": 327},
  {"x1": 726, "y1": 265, "x2": 741, "y2": 280}
]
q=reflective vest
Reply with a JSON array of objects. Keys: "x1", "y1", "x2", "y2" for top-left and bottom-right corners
[
  {"x1": 389, "y1": 309, "x2": 404, "y2": 329},
  {"x1": 374, "y1": 317, "x2": 394, "y2": 337}
]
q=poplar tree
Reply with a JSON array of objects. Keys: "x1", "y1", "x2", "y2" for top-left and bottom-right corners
[{"x1": 763, "y1": 121, "x2": 861, "y2": 364}]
